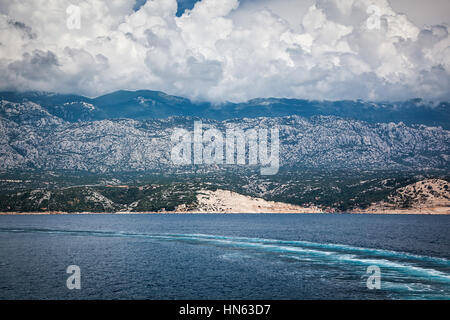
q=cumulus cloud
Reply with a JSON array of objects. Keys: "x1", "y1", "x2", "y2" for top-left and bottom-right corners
[{"x1": 0, "y1": 0, "x2": 449, "y2": 102}]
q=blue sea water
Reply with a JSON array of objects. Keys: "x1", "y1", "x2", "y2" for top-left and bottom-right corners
[{"x1": 0, "y1": 214, "x2": 449, "y2": 300}]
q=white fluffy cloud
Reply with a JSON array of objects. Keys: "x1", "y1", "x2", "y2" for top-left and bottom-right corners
[{"x1": 0, "y1": 0, "x2": 449, "y2": 102}]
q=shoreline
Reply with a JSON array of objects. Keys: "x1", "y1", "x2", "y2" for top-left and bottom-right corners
[
  {"x1": 1, "y1": 182, "x2": 448, "y2": 216},
  {"x1": 0, "y1": 210, "x2": 449, "y2": 215}
]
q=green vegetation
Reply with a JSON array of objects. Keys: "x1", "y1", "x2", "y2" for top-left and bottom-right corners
[{"x1": 0, "y1": 168, "x2": 448, "y2": 212}]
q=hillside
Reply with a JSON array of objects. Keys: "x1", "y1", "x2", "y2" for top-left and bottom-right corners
[
  {"x1": 1, "y1": 176, "x2": 449, "y2": 214},
  {"x1": 179, "y1": 189, "x2": 323, "y2": 213},
  {"x1": 0, "y1": 91, "x2": 449, "y2": 214},
  {"x1": 354, "y1": 179, "x2": 450, "y2": 214}
]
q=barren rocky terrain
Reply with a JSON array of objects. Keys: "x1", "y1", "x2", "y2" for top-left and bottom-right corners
[
  {"x1": 353, "y1": 179, "x2": 450, "y2": 214},
  {"x1": 0, "y1": 91, "x2": 449, "y2": 214}
]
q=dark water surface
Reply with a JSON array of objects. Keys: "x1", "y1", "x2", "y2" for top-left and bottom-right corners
[{"x1": 0, "y1": 214, "x2": 449, "y2": 300}]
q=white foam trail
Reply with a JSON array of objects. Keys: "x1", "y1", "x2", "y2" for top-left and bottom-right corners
[
  {"x1": 170, "y1": 234, "x2": 450, "y2": 283},
  {"x1": 1, "y1": 228, "x2": 449, "y2": 286},
  {"x1": 177, "y1": 233, "x2": 450, "y2": 266}
]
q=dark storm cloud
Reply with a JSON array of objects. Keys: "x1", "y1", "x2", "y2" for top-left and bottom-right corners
[
  {"x1": 8, "y1": 50, "x2": 60, "y2": 81},
  {"x1": 8, "y1": 20, "x2": 36, "y2": 39}
]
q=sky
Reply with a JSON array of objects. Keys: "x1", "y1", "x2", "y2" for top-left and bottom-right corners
[{"x1": 0, "y1": 0, "x2": 449, "y2": 102}]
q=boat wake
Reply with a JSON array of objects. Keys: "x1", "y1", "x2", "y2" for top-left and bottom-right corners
[{"x1": 1, "y1": 227, "x2": 449, "y2": 299}]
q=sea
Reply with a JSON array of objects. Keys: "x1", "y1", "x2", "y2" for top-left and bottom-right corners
[{"x1": 0, "y1": 214, "x2": 449, "y2": 300}]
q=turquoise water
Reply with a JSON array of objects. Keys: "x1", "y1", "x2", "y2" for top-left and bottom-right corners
[{"x1": 0, "y1": 214, "x2": 449, "y2": 299}]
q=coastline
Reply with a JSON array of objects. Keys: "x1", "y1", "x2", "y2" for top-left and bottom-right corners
[
  {"x1": 2, "y1": 179, "x2": 448, "y2": 216},
  {"x1": 1, "y1": 187, "x2": 448, "y2": 215},
  {"x1": 1, "y1": 209, "x2": 449, "y2": 215}
]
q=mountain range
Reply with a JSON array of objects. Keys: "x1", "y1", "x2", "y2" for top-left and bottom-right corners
[
  {"x1": 0, "y1": 90, "x2": 448, "y2": 213},
  {"x1": 1, "y1": 90, "x2": 449, "y2": 128}
]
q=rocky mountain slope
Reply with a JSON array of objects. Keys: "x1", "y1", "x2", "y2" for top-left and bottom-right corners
[
  {"x1": 0, "y1": 98, "x2": 448, "y2": 172},
  {"x1": 0, "y1": 91, "x2": 449, "y2": 213}
]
